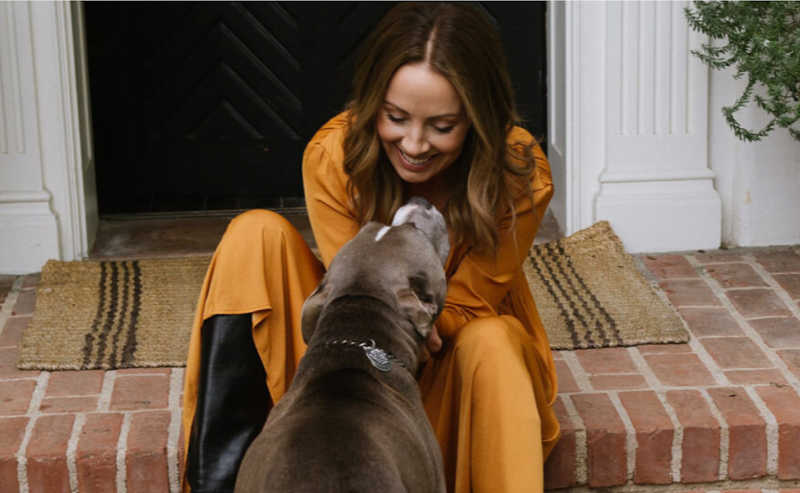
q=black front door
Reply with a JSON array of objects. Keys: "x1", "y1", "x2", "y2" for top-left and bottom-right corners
[{"x1": 85, "y1": 2, "x2": 546, "y2": 215}]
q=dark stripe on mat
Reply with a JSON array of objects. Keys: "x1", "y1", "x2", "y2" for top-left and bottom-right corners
[
  {"x1": 110, "y1": 261, "x2": 131, "y2": 368},
  {"x1": 556, "y1": 243, "x2": 622, "y2": 345},
  {"x1": 121, "y1": 260, "x2": 142, "y2": 367},
  {"x1": 528, "y1": 250, "x2": 581, "y2": 348},
  {"x1": 82, "y1": 261, "x2": 108, "y2": 369},
  {"x1": 94, "y1": 261, "x2": 120, "y2": 367}
]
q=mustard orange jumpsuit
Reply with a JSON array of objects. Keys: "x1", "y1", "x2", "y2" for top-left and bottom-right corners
[{"x1": 182, "y1": 112, "x2": 560, "y2": 492}]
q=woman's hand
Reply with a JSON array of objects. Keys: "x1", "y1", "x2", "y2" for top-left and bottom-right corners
[{"x1": 421, "y1": 323, "x2": 443, "y2": 362}]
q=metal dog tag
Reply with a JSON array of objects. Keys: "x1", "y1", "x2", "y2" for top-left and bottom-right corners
[{"x1": 361, "y1": 340, "x2": 392, "y2": 372}]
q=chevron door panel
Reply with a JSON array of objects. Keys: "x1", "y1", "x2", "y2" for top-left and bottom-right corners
[{"x1": 85, "y1": 2, "x2": 546, "y2": 214}]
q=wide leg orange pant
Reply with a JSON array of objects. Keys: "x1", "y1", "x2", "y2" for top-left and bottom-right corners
[{"x1": 183, "y1": 210, "x2": 554, "y2": 492}]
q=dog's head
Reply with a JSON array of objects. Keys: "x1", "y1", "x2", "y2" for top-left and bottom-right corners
[{"x1": 301, "y1": 197, "x2": 449, "y2": 362}]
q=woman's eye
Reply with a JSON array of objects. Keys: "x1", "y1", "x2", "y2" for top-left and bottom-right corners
[
  {"x1": 434, "y1": 125, "x2": 455, "y2": 134},
  {"x1": 387, "y1": 114, "x2": 405, "y2": 123}
]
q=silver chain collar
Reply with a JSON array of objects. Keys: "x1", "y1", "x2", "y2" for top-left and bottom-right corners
[{"x1": 323, "y1": 338, "x2": 407, "y2": 373}]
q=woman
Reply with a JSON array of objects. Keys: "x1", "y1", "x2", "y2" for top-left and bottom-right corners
[{"x1": 183, "y1": 3, "x2": 559, "y2": 492}]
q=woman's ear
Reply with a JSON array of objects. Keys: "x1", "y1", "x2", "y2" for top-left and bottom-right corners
[{"x1": 300, "y1": 278, "x2": 331, "y2": 343}]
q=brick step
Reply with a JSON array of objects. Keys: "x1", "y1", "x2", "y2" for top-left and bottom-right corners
[
  {"x1": 4, "y1": 246, "x2": 800, "y2": 492},
  {"x1": 545, "y1": 380, "x2": 800, "y2": 489}
]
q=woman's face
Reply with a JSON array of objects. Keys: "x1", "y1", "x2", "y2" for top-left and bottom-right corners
[{"x1": 376, "y1": 63, "x2": 471, "y2": 185}]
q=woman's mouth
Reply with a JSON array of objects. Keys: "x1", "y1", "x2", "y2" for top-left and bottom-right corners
[{"x1": 397, "y1": 146, "x2": 436, "y2": 170}]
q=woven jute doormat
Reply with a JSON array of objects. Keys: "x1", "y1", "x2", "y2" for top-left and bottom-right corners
[
  {"x1": 524, "y1": 221, "x2": 689, "y2": 350},
  {"x1": 19, "y1": 256, "x2": 211, "y2": 370},
  {"x1": 19, "y1": 222, "x2": 688, "y2": 370}
]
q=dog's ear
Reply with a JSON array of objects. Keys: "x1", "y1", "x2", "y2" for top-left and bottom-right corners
[
  {"x1": 301, "y1": 279, "x2": 331, "y2": 343},
  {"x1": 397, "y1": 275, "x2": 443, "y2": 340}
]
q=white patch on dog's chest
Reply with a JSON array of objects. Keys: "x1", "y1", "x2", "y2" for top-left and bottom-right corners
[{"x1": 375, "y1": 225, "x2": 391, "y2": 242}]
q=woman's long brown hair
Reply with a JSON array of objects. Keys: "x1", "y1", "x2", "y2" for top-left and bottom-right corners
[{"x1": 343, "y1": 2, "x2": 535, "y2": 253}]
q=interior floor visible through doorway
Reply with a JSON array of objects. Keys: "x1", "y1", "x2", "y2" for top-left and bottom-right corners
[{"x1": 90, "y1": 209, "x2": 561, "y2": 260}]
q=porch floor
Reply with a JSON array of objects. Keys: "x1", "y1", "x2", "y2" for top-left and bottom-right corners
[{"x1": 2, "y1": 211, "x2": 800, "y2": 492}]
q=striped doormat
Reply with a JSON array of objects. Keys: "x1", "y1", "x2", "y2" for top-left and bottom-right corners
[
  {"x1": 524, "y1": 221, "x2": 689, "y2": 350},
  {"x1": 18, "y1": 256, "x2": 211, "y2": 370}
]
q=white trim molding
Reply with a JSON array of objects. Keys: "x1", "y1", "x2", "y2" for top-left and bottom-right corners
[
  {"x1": 0, "y1": 2, "x2": 96, "y2": 274},
  {"x1": 0, "y1": 2, "x2": 60, "y2": 274},
  {"x1": 550, "y1": 0, "x2": 721, "y2": 253}
]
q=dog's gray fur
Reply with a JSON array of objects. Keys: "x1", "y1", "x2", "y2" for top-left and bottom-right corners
[{"x1": 235, "y1": 197, "x2": 448, "y2": 493}]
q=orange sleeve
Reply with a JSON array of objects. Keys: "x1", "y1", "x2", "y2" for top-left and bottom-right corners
[
  {"x1": 301, "y1": 137, "x2": 360, "y2": 269},
  {"x1": 436, "y1": 134, "x2": 554, "y2": 339}
]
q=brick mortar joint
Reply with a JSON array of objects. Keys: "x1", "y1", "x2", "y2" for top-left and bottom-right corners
[
  {"x1": 626, "y1": 347, "x2": 684, "y2": 483},
  {"x1": 607, "y1": 391, "x2": 637, "y2": 482},
  {"x1": 744, "y1": 386, "x2": 779, "y2": 476},
  {"x1": 694, "y1": 254, "x2": 800, "y2": 394},
  {"x1": 167, "y1": 368, "x2": 184, "y2": 493}
]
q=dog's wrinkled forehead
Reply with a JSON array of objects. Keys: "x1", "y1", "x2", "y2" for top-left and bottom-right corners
[{"x1": 375, "y1": 197, "x2": 449, "y2": 265}]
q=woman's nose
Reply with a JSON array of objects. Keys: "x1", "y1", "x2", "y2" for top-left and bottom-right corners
[{"x1": 401, "y1": 127, "x2": 430, "y2": 156}]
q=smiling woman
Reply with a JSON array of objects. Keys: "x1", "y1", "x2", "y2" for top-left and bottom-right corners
[
  {"x1": 377, "y1": 63, "x2": 471, "y2": 200},
  {"x1": 182, "y1": 4, "x2": 556, "y2": 493}
]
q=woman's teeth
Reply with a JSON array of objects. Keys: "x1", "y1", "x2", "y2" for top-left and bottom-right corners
[{"x1": 399, "y1": 149, "x2": 433, "y2": 166}]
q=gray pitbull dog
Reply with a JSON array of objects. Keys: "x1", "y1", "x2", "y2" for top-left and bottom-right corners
[{"x1": 235, "y1": 197, "x2": 449, "y2": 493}]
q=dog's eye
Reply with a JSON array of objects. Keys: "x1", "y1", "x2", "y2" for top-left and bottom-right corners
[{"x1": 408, "y1": 275, "x2": 433, "y2": 304}]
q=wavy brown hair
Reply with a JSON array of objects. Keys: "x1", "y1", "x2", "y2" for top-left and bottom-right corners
[{"x1": 343, "y1": 2, "x2": 535, "y2": 252}]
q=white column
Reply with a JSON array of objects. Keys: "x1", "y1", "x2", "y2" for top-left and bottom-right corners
[
  {"x1": 550, "y1": 1, "x2": 721, "y2": 253},
  {"x1": 0, "y1": 2, "x2": 95, "y2": 274},
  {"x1": 596, "y1": 1, "x2": 721, "y2": 252},
  {"x1": 0, "y1": 1, "x2": 60, "y2": 274}
]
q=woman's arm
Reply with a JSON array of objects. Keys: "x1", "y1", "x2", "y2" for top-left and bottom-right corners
[
  {"x1": 302, "y1": 137, "x2": 361, "y2": 269},
  {"x1": 436, "y1": 139, "x2": 553, "y2": 339}
]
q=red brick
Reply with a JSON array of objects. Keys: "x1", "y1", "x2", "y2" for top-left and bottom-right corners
[
  {"x1": 727, "y1": 289, "x2": 792, "y2": 318},
  {"x1": 750, "y1": 317, "x2": 800, "y2": 348},
  {"x1": 644, "y1": 353, "x2": 716, "y2": 387},
  {"x1": 637, "y1": 343, "x2": 693, "y2": 354},
  {"x1": 110, "y1": 375, "x2": 169, "y2": 410},
  {"x1": 77, "y1": 413, "x2": 123, "y2": 493},
  {"x1": 779, "y1": 350, "x2": 800, "y2": 378},
  {"x1": 0, "y1": 379, "x2": 36, "y2": 415},
  {"x1": 701, "y1": 337, "x2": 771, "y2": 369},
  {"x1": 754, "y1": 250, "x2": 800, "y2": 273},
  {"x1": 659, "y1": 279, "x2": 720, "y2": 307},
  {"x1": 706, "y1": 263, "x2": 767, "y2": 288},
  {"x1": 544, "y1": 398, "x2": 578, "y2": 489},
  {"x1": 641, "y1": 255, "x2": 697, "y2": 279},
  {"x1": 0, "y1": 417, "x2": 28, "y2": 492},
  {"x1": 575, "y1": 347, "x2": 636, "y2": 374},
  {"x1": 46, "y1": 370, "x2": 105, "y2": 397},
  {"x1": 590, "y1": 374, "x2": 647, "y2": 390},
  {"x1": 11, "y1": 290, "x2": 36, "y2": 316},
  {"x1": 666, "y1": 390, "x2": 720, "y2": 483},
  {"x1": 676, "y1": 308, "x2": 743, "y2": 337},
  {"x1": 0, "y1": 276, "x2": 15, "y2": 304},
  {"x1": 127, "y1": 411, "x2": 170, "y2": 493},
  {"x1": 725, "y1": 369, "x2": 787, "y2": 385},
  {"x1": 554, "y1": 360, "x2": 580, "y2": 393},
  {"x1": 27, "y1": 414, "x2": 75, "y2": 493},
  {"x1": 774, "y1": 273, "x2": 800, "y2": 299},
  {"x1": 0, "y1": 347, "x2": 27, "y2": 378},
  {"x1": 619, "y1": 391, "x2": 673, "y2": 484},
  {"x1": 694, "y1": 252, "x2": 744, "y2": 264},
  {"x1": 708, "y1": 387, "x2": 767, "y2": 480},
  {"x1": 0, "y1": 316, "x2": 28, "y2": 347},
  {"x1": 571, "y1": 393, "x2": 627, "y2": 487},
  {"x1": 115, "y1": 368, "x2": 171, "y2": 376},
  {"x1": 39, "y1": 396, "x2": 98, "y2": 414},
  {"x1": 21, "y1": 274, "x2": 39, "y2": 289},
  {"x1": 0, "y1": 346, "x2": 41, "y2": 378},
  {"x1": 755, "y1": 385, "x2": 800, "y2": 479}
]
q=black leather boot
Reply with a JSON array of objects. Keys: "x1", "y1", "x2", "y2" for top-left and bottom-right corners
[{"x1": 186, "y1": 314, "x2": 272, "y2": 493}]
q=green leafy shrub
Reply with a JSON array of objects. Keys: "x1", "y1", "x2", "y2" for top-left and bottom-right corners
[{"x1": 685, "y1": 1, "x2": 800, "y2": 142}]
